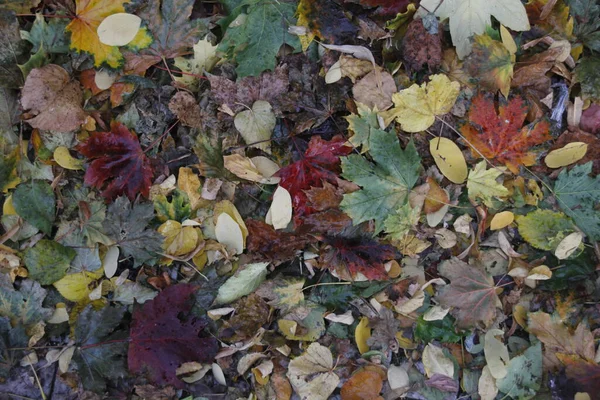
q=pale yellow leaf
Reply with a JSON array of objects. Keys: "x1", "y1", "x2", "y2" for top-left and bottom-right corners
[
  {"x1": 234, "y1": 100, "x2": 276, "y2": 153},
  {"x1": 215, "y1": 213, "x2": 244, "y2": 255},
  {"x1": 555, "y1": 231, "x2": 584, "y2": 260},
  {"x1": 544, "y1": 142, "x2": 588, "y2": 168},
  {"x1": 355, "y1": 317, "x2": 371, "y2": 354},
  {"x1": 103, "y1": 246, "x2": 119, "y2": 279},
  {"x1": 484, "y1": 329, "x2": 509, "y2": 379},
  {"x1": 267, "y1": 186, "x2": 292, "y2": 230},
  {"x1": 97, "y1": 13, "x2": 141, "y2": 46},
  {"x1": 54, "y1": 146, "x2": 83, "y2": 170},
  {"x1": 429, "y1": 137, "x2": 468, "y2": 183},
  {"x1": 422, "y1": 343, "x2": 454, "y2": 378},
  {"x1": 499, "y1": 25, "x2": 517, "y2": 55},
  {"x1": 490, "y1": 211, "x2": 514, "y2": 230}
]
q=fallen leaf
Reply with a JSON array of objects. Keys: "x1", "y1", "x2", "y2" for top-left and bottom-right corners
[
  {"x1": 554, "y1": 231, "x2": 584, "y2": 259},
  {"x1": 490, "y1": 211, "x2": 514, "y2": 230},
  {"x1": 381, "y1": 74, "x2": 460, "y2": 132},
  {"x1": 429, "y1": 137, "x2": 468, "y2": 184},
  {"x1": 423, "y1": 343, "x2": 454, "y2": 378},
  {"x1": 545, "y1": 142, "x2": 588, "y2": 168},
  {"x1": 355, "y1": 316, "x2": 371, "y2": 354},
  {"x1": 21, "y1": 64, "x2": 86, "y2": 132},
  {"x1": 234, "y1": 100, "x2": 276, "y2": 153},
  {"x1": 215, "y1": 262, "x2": 269, "y2": 305},
  {"x1": 173, "y1": 38, "x2": 218, "y2": 91},
  {"x1": 340, "y1": 368, "x2": 384, "y2": 400},
  {"x1": 484, "y1": 329, "x2": 509, "y2": 379},
  {"x1": 286, "y1": 343, "x2": 340, "y2": 400},
  {"x1": 266, "y1": 186, "x2": 293, "y2": 230},
  {"x1": 465, "y1": 33, "x2": 514, "y2": 97},
  {"x1": 460, "y1": 94, "x2": 552, "y2": 174},
  {"x1": 54, "y1": 146, "x2": 83, "y2": 170},
  {"x1": 436, "y1": 257, "x2": 499, "y2": 328},
  {"x1": 77, "y1": 122, "x2": 153, "y2": 201},
  {"x1": 352, "y1": 70, "x2": 395, "y2": 111},
  {"x1": 215, "y1": 212, "x2": 244, "y2": 255},
  {"x1": 97, "y1": 13, "x2": 141, "y2": 46},
  {"x1": 467, "y1": 161, "x2": 509, "y2": 207},
  {"x1": 516, "y1": 209, "x2": 575, "y2": 251},
  {"x1": 128, "y1": 284, "x2": 218, "y2": 387}
]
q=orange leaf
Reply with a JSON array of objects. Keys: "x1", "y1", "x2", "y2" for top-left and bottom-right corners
[
  {"x1": 461, "y1": 94, "x2": 552, "y2": 174},
  {"x1": 340, "y1": 369, "x2": 384, "y2": 400}
]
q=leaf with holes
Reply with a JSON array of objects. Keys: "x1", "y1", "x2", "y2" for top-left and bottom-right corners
[
  {"x1": 128, "y1": 284, "x2": 218, "y2": 387},
  {"x1": 77, "y1": 122, "x2": 153, "y2": 201}
]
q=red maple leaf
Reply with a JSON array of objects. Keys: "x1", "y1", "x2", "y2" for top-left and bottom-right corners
[
  {"x1": 356, "y1": 0, "x2": 414, "y2": 16},
  {"x1": 77, "y1": 122, "x2": 153, "y2": 201},
  {"x1": 460, "y1": 94, "x2": 552, "y2": 174},
  {"x1": 128, "y1": 284, "x2": 218, "y2": 388},
  {"x1": 321, "y1": 231, "x2": 398, "y2": 280},
  {"x1": 276, "y1": 135, "x2": 352, "y2": 223}
]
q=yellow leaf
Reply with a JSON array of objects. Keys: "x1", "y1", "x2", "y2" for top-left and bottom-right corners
[
  {"x1": 174, "y1": 38, "x2": 219, "y2": 91},
  {"x1": 465, "y1": 34, "x2": 514, "y2": 98},
  {"x1": 215, "y1": 213, "x2": 244, "y2": 255},
  {"x1": 467, "y1": 161, "x2": 509, "y2": 207},
  {"x1": 429, "y1": 137, "x2": 468, "y2": 183},
  {"x1": 500, "y1": 25, "x2": 517, "y2": 55},
  {"x1": 544, "y1": 142, "x2": 588, "y2": 168},
  {"x1": 555, "y1": 231, "x2": 584, "y2": 260},
  {"x1": 177, "y1": 167, "x2": 203, "y2": 210},
  {"x1": 53, "y1": 270, "x2": 103, "y2": 303},
  {"x1": 355, "y1": 317, "x2": 371, "y2": 354},
  {"x1": 527, "y1": 265, "x2": 552, "y2": 280},
  {"x1": 3, "y1": 195, "x2": 16, "y2": 215},
  {"x1": 158, "y1": 220, "x2": 199, "y2": 257},
  {"x1": 214, "y1": 200, "x2": 248, "y2": 244},
  {"x1": 97, "y1": 13, "x2": 141, "y2": 46},
  {"x1": 422, "y1": 343, "x2": 454, "y2": 378},
  {"x1": 54, "y1": 146, "x2": 84, "y2": 170},
  {"x1": 490, "y1": 211, "x2": 514, "y2": 230},
  {"x1": 66, "y1": 0, "x2": 151, "y2": 68},
  {"x1": 381, "y1": 74, "x2": 460, "y2": 132}
]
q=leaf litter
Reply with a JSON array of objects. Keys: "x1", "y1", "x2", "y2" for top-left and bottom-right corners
[{"x1": 2, "y1": 0, "x2": 600, "y2": 399}]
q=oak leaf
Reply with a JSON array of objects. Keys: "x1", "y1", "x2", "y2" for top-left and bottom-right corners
[
  {"x1": 436, "y1": 258, "x2": 499, "y2": 328},
  {"x1": 21, "y1": 64, "x2": 86, "y2": 132},
  {"x1": 460, "y1": 94, "x2": 552, "y2": 174},
  {"x1": 128, "y1": 284, "x2": 218, "y2": 388},
  {"x1": 77, "y1": 122, "x2": 153, "y2": 201}
]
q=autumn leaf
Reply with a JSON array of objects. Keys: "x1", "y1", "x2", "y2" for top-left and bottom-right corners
[
  {"x1": 77, "y1": 122, "x2": 153, "y2": 201},
  {"x1": 460, "y1": 93, "x2": 552, "y2": 174},
  {"x1": 246, "y1": 219, "x2": 313, "y2": 265},
  {"x1": 21, "y1": 64, "x2": 87, "y2": 132},
  {"x1": 277, "y1": 135, "x2": 352, "y2": 224},
  {"x1": 516, "y1": 209, "x2": 575, "y2": 251},
  {"x1": 286, "y1": 342, "x2": 340, "y2": 400},
  {"x1": 128, "y1": 284, "x2": 218, "y2": 388},
  {"x1": 467, "y1": 161, "x2": 509, "y2": 207},
  {"x1": 340, "y1": 130, "x2": 421, "y2": 233},
  {"x1": 465, "y1": 33, "x2": 514, "y2": 97},
  {"x1": 66, "y1": 0, "x2": 151, "y2": 68},
  {"x1": 420, "y1": 0, "x2": 530, "y2": 58},
  {"x1": 296, "y1": 0, "x2": 357, "y2": 48},
  {"x1": 358, "y1": 0, "x2": 413, "y2": 16},
  {"x1": 381, "y1": 74, "x2": 460, "y2": 132},
  {"x1": 555, "y1": 354, "x2": 600, "y2": 394},
  {"x1": 125, "y1": 0, "x2": 207, "y2": 74},
  {"x1": 320, "y1": 228, "x2": 399, "y2": 281},
  {"x1": 436, "y1": 257, "x2": 499, "y2": 328}
]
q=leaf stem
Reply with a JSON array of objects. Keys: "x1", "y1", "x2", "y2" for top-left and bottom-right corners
[{"x1": 302, "y1": 281, "x2": 352, "y2": 291}]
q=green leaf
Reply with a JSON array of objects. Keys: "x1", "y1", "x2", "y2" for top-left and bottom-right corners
[
  {"x1": 215, "y1": 262, "x2": 269, "y2": 305},
  {"x1": 0, "y1": 11, "x2": 27, "y2": 88},
  {"x1": 383, "y1": 202, "x2": 420, "y2": 240},
  {"x1": 18, "y1": 44, "x2": 47, "y2": 81},
  {"x1": 12, "y1": 180, "x2": 55, "y2": 234},
  {"x1": 0, "y1": 148, "x2": 18, "y2": 192},
  {"x1": 345, "y1": 103, "x2": 380, "y2": 153},
  {"x1": 73, "y1": 304, "x2": 128, "y2": 393},
  {"x1": 153, "y1": 189, "x2": 191, "y2": 223},
  {"x1": 341, "y1": 131, "x2": 421, "y2": 233},
  {"x1": 20, "y1": 13, "x2": 69, "y2": 54},
  {"x1": 414, "y1": 315, "x2": 464, "y2": 343},
  {"x1": 23, "y1": 239, "x2": 76, "y2": 285},
  {"x1": 217, "y1": 0, "x2": 301, "y2": 77},
  {"x1": 467, "y1": 161, "x2": 509, "y2": 207},
  {"x1": 496, "y1": 342, "x2": 542, "y2": 399},
  {"x1": 279, "y1": 304, "x2": 326, "y2": 341},
  {"x1": 574, "y1": 57, "x2": 600, "y2": 100},
  {"x1": 0, "y1": 279, "x2": 52, "y2": 329},
  {"x1": 554, "y1": 162, "x2": 600, "y2": 241},
  {"x1": 0, "y1": 317, "x2": 28, "y2": 379},
  {"x1": 104, "y1": 196, "x2": 163, "y2": 267},
  {"x1": 516, "y1": 209, "x2": 575, "y2": 251}
]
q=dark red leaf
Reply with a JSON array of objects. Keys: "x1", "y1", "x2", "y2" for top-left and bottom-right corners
[
  {"x1": 77, "y1": 122, "x2": 153, "y2": 201},
  {"x1": 321, "y1": 231, "x2": 398, "y2": 280},
  {"x1": 246, "y1": 219, "x2": 314, "y2": 265},
  {"x1": 356, "y1": 0, "x2": 414, "y2": 16},
  {"x1": 276, "y1": 135, "x2": 352, "y2": 223},
  {"x1": 128, "y1": 284, "x2": 218, "y2": 388}
]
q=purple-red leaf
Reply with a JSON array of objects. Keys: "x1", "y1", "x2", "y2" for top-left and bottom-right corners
[
  {"x1": 127, "y1": 284, "x2": 218, "y2": 388},
  {"x1": 77, "y1": 122, "x2": 153, "y2": 201}
]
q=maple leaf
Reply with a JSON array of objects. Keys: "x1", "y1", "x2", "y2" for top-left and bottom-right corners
[
  {"x1": 555, "y1": 162, "x2": 600, "y2": 240},
  {"x1": 246, "y1": 219, "x2": 313, "y2": 264},
  {"x1": 217, "y1": 0, "x2": 300, "y2": 77},
  {"x1": 276, "y1": 135, "x2": 352, "y2": 224},
  {"x1": 465, "y1": 34, "x2": 514, "y2": 97},
  {"x1": 125, "y1": 0, "x2": 208, "y2": 74},
  {"x1": 460, "y1": 94, "x2": 552, "y2": 174},
  {"x1": 555, "y1": 354, "x2": 600, "y2": 394},
  {"x1": 128, "y1": 284, "x2": 218, "y2": 388},
  {"x1": 321, "y1": 228, "x2": 399, "y2": 281},
  {"x1": 467, "y1": 161, "x2": 509, "y2": 207},
  {"x1": 66, "y1": 0, "x2": 151, "y2": 68},
  {"x1": 436, "y1": 257, "x2": 499, "y2": 328},
  {"x1": 340, "y1": 130, "x2": 421, "y2": 233},
  {"x1": 420, "y1": 0, "x2": 530, "y2": 58},
  {"x1": 77, "y1": 122, "x2": 153, "y2": 201}
]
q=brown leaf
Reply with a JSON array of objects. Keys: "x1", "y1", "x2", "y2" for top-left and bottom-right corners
[
  {"x1": 528, "y1": 311, "x2": 595, "y2": 369},
  {"x1": 436, "y1": 258, "x2": 499, "y2": 328},
  {"x1": 246, "y1": 219, "x2": 313, "y2": 265},
  {"x1": 402, "y1": 18, "x2": 442, "y2": 72},
  {"x1": 305, "y1": 181, "x2": 344, "y2": 211},
  {"x1": 207, "y1": 66, "x2": 289, "y2": 114},
  {"x1": 219, "y1": 293, "x2": 270, "y2": 342},
  {"x1": 168, "y1": 91, "x2": 202, "y2": 129},
  {"x1": 21, "y1": 64, "x2": 86, "y2": 132},
  {"x1": 300, "y1": 209, "x2": 353, "y2": 235},
  {"x1": 423, "y1": 177, "x2": 449, "y2": 214},
  {"x1": 340, "y1": 368, "x2": 384, "y2": 400},
  {"x1": 555, "y1": 354, "x2": 600, "y2": 394},
  {"x1": 581, "y1": 103, "x2": 600, "y2": 134},
  {"x1": 352, "y1": 70, "x2": 395, "y2": 111}
]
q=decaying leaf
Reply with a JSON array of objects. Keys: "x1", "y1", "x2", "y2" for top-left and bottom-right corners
[{"x1": 286, "y1": 342, "x2": 340, "y2": 400}]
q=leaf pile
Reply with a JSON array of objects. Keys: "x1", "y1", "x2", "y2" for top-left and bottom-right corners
[{"x1": 2, "y1": 0, "x2": 600, "y2": 399}]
